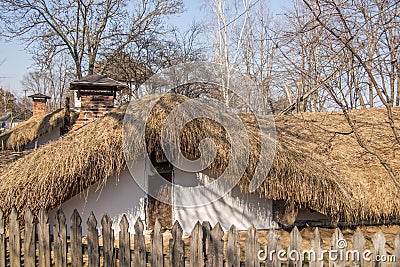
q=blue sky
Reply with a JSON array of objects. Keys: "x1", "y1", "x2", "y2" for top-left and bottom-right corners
[{"x1": 0, "y1": 0, "x2": 290, "y2": 96}]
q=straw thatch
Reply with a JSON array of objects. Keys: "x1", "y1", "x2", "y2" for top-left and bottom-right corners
[
  {"x1": 0, "y1": 93, "x2": 400, "y2": 225},
  {"x1": 0, "y1": 108, "x2": 76, "y2": 151}
]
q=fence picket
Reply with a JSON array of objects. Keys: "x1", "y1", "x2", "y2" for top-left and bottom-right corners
[
  {"x1": 151, "y1": 219, "x2": 163, "y2": 267},
  {"x1": 266, "y1": 229, "x2": 281, "y2": 267},
  {"x1": 38, "y1": 209, "x2": 51, "y2": 267},
  {"x1": 101, "y1": 214, "x2": 115, "y2": 267},
  {"x1": 24, "y1": 209, "x2": 36, "y2": 267},
  {"x1": 119, "y1": 215, "x2": 130, "y2": 267},
  {"x1": 71, "y1": 209, "x2": 83, "y2": 267},
  {"x1": 134, "y1": 218, "x2": 146, "y2": 267},
  {"x1": 0, "y1": 209, "x2": 5, "y2": 267},
  {"x1": 245, "y1": 225, "x2": 259, "y2": 267},
  {"x1": 54, "y1": 208, "x2": 67, "y2": 267},
  {"x1": 372, "y1": 230, "x2": 387, "y2": 267},
  {"x1": 226, "y1": 225, "x2": 240, "y2": 267},
  {"x1": 351, "y1": 228, "x2": 366, "y2": 267},
  {"x1": 209, "y1": 222, "x2": 224, "y2": 267},
  {"x1": 190, "y1": 221, "x2": 204, "y2": 267},
  {"x1": 330, "y1": 228, "x2": 345, "y2": 267},
  {"x1": 288, "y1": 226, "x2": 302, "y2": 267},
  {"x1": 310, "y1": 228, "x2": 323, "y2": 267},
  {"x1": 169, "y1": 221, "x2": 184, "y2": 267},
  {"x1": 203, "y1": 221, "x2": 212, "y2": 266},
  {"x1": 9, "y1": 206, "x2": 21, "y2": 267},
  {"x1": 394, "y1": 232, "x2": 400, "y2": 267},
  {"x1": 87, "y1": 212, "x2": 99, "y2": 267}
]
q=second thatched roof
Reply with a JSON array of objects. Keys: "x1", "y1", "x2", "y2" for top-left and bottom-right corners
[
  {"x1": 0, "y1": 108, "x2": 76, "y2": 151},
  {"x1": 0, "y1": 93, "x2": 400, "y2": 225}
]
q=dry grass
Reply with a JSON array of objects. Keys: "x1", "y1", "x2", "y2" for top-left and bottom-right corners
[{"x1": 0, "y1": 94, "x2": 400, "y2": 225}]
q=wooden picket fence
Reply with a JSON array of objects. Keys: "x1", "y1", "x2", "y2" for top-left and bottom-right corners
[{"x1": 0, "y1": 206, "x2": 400, "y2": 266}]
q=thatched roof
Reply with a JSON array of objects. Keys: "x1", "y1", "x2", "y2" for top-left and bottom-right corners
[
  {"x1": 0, "y1": 93, "x2": 400, "y2": 225},
  {"x1": 0, "y1": 108, "x2": 75, "y2": 151}
]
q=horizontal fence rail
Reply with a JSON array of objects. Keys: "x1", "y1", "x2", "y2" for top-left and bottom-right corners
[{"x1": 0, "y1": 206, "x2": 399, "y2": 266}]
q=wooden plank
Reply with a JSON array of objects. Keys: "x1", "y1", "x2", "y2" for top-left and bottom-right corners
[
  {"x1": 310, "y1": 228, "x2": 323, "y2": 267},
  {"x1": 226, "y1": 225, "x2": 240, "y2": 267},
  {"x1": 70, "y1": 209, "x2": 83, "y2": 267},
  {"x1": 54, "y1": 208, "x2": 67, "y2": 267},
  {"x1": 38, "y1": 208, "x2": 51, "y2": 267},
  {"x1": 209, "y1": 222, "x2": 224, "y2": 267},
  {"x1": 151, "y1": 219, "x2": 163, "y2": 267},
  {"x1": 266, "y1": 229, "x2": 281, "y2": 267},
  {"x1": 0, "y1": 209, "x2": 5, "y2": 267},
  {"x1": 169, "y1": 221, "x2": 184, "y2": 267},
  {"x1": 119, "y1": 215, "x2": 130, "y2": 267},
  {"x1": 372, "y1": 230, "x2": 387, "y2": 267},
  {"x1": 101, "y1": 214, "x2": 115, "y2": 267},
  {"x1": 351, "y1": 228, "x2": 366, "y2": 267},
  {"x1": 202, "y1": 221, "x2": 211, "y2": 266},
  {"x1": 245, "y1": 225, "x2": 259, "y2": 267},
  {"x1": 349, "y1": 228, "x2": 366, "y2": 267},
  {"x1": 134, "y1": 218, "x2": 146, "y2": 267},
  {"x1": 87, "y1": 212, "x2": 100, "y2": 267},
  {"x1": 9, "y1": 206, "x2": 21, "y2": 267},
  {"x1": 24, "y1": 209, "x2": 36, "y2": 267},
  {"x1": 394, "y1": 231, "x2": 400, "y2": 267},
  {"x1": 288, "y1": 226, "x2": 302, "y2": 267},
  {"x1": 190, "y1": 221, "x2": 204, "y2": 267},
  {"x1": 392, "y1": 232, "x2": 400, "y2": 267},
  {"x1": 330, "y1": 228, "x2": 345, "y2": 267}
]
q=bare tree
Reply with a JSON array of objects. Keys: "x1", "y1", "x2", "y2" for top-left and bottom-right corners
[
  {"x1": 0, "y1": 0, "x2": 183, "y2": 79},
  {"x1": 22, "y1": 55, "x2": 74, "y2": 111},
  {"x1": 205, "y1": 0, "x2": 254, "y2": 106}
]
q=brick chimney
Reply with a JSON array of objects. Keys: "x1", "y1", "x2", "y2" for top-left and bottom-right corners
[
  {"x1": 28, "y1": 93, "x2": 51, "y2": 116},
  {"x1": 70, "y1": 74, "x2": 126, "y2": 128}
]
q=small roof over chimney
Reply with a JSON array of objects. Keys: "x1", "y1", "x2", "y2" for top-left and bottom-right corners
[
  {"x1": 28, "y1": 93, "x2": 51, "y2": 101},
  {"x1": 70, "y1": 74, "x2": 127, "y2": 91}
]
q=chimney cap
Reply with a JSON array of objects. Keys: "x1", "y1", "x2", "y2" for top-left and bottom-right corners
[
  {"x1": 70, "y1": 74, "x2": 127, "y2": 91},
  {"x1": 28, "y1": 93, "x2": 51, "y2": 100}
]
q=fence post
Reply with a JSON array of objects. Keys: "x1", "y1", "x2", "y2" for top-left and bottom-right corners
[
  {"x1": 119, "y1": 215, "x2": 130, "y2": 267},
  {"x1": 38, "y1": 209, "x2": 51, "y2": 267},
  {"x1": 134, "y1": 218, "x2": 146, "y2": 266},
  {"x1": 9, "y1": 206, "x2": 21, "y2": 267},
  {"x1": 151, "y1": 219, "x2": 163, "y2": 267},
  {"x1": 245, "y1": 225, "x2": 259, "y2": 267},
  {"x1": 226, "y1": 225, "x2": 240, "y2": 267},
  {"x1": 289, "y1": 226, "x2": 302, "y2": 267},
  {"x1": 71, "y1": 209, "x2": 83, "y2": 267},
  {"x1": 0, "y1": 209, "x2": 5, "y2": 267},
  {"x1": 209, "y1": 222, "x2": 224, "y2": 267},
  {"x1": 24, "y1": 208, "x2": 36, "y2": 267},
  {"x1": 190, "y1": 221, "x2": 204, "y2": 267},
  {"x1": 310, "y1": 228, "x2": 323, "y2": 267},
  {"x1": 87, "y1": 212, "x2": 100, "y2": 267},
  {"x1": 372, "y1": 230, "x2": 387, "y2": 267},
  {"x1": 54, "y1": 208, "x2": 67, "y2": 267},
  {"x1": 101, "y1": 214, "x2": 115, "y2": 267},
  {"x1": 203, "y1": 221, "x2": 212, "y2": 266},
  {"x1": 330, "y1": 228, "x2": 345, "y2": 267},
  {"x1": 394, "y1": 232, "x2": 400, "y2": 267},
  {"x1": 169, "y1": 221, "x2": 184, "y2": 267},
  {"x1": 266, "y1": 229, "x2": 281, "y2": 267},
  {"x1": 351, "y1": 228, "x2": 366, "y2": 267}
]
